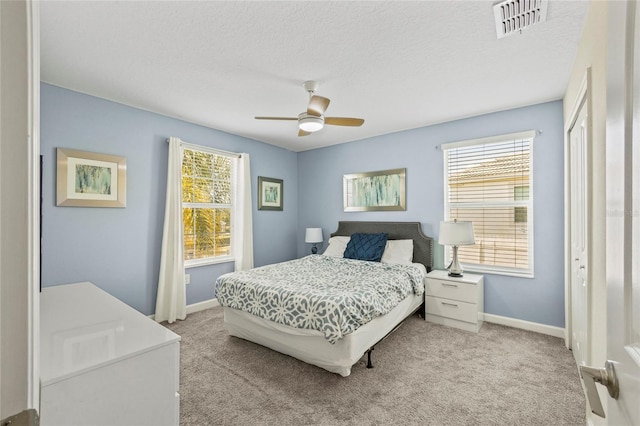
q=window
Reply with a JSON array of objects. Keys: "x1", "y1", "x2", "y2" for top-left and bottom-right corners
[
  {"x1": 442, "y1": 130, "x2": 534, "y2": 277},
  {"x1": 514, "y1": 186, "x2": 529, "y2": 223},
  {"x1": 181, "y1": 147, "x2": 233, "y2": 266}
]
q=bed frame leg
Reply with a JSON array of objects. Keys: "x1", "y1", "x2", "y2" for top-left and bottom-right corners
[
  {"x1": 366, "y1": 347, "x2": 374, "y2": 369},
  {"x1": 363, "y1": 303, "x2": 423, "y2": 371}
]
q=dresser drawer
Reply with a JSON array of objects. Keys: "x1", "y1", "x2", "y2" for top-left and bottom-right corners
[
  {"x1": 425, "y1": 278, "x2": 477, "y2": 303},
  {"x1": 426, "y1": 296, "x2": 478, "y2": 323}
]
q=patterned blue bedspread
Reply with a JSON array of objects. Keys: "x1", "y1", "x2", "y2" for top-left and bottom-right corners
[{"x1": 216, "y1": 255, "x2": 426, "y2": 343}]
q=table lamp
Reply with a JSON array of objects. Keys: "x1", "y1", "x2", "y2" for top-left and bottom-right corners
[
  {"x1": 439, "y1": 219, "x2": 475, "y2": 277},
  {"x1": 305, "y1": 228, "x2": 323, "y2": 254}
]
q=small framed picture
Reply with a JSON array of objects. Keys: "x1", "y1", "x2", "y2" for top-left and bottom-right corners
[
  {"x1": 56, "y1": 148, "x2": 127, "y2": 208},
  {"x1": 258, "y1": 176, "x2": 283, "y2": 211}
]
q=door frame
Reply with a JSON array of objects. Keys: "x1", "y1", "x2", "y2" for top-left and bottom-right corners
[
  {"x1": 564, "y1": 68, "x2": 593, "y2": 352},
  {"x1": 0, "y1": 0, "x2": 40, "y2": 418},
  {"x1": 26, "y1": 0, "x2": 41, "y2": 411}
]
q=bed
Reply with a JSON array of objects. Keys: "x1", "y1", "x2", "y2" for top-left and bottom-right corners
[{"x1": 216, "y1": 221, "x2": 434, "y2": 377}]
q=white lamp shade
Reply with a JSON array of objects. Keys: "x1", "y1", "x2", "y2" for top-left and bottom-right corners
[
  {"x1": 438, "y1": 221, "x2": 475, "y2": 246},
  {"x1": 305, "y1": 227, "x2": 323, "y2": 243}
]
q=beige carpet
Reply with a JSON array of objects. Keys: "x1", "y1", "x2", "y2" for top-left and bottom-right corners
[{"x1": 165, "y1": 307, "x2": 585, "y2": 426}]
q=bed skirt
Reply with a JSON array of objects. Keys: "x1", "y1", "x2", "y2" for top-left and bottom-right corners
[{"x1": 223, "y1": 293, "x2": 423, "y2": 377}]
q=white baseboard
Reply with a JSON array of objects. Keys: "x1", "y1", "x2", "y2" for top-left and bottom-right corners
[
  {"x1": 148, "y1": 298, "x2": 219, "y2": 320},
  {"x1": 481, "y1": 313, "x2": 565, "y2": 338},
  {"x1": 186, "y1": 298, "x2": 219, "y2": 314},
  {"x1": 156, "y1": 302, "x2": 564, "y2": 339}
]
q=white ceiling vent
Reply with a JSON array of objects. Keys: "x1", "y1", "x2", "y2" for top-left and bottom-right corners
[{"x1": 493, "y1": 0, "x2": 548, "y2": 39}]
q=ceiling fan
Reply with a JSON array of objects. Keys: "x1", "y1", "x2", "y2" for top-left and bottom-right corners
[{"x1": 255, "y1": 81, "x2": 365, "y2": 137}]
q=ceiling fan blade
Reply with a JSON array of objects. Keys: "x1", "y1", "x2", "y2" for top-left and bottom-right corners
[
  {"x1": 255, "y1": 116, "x2": 298, "y2": 120},
  {"x1": 324, "y1": 117, "x2": 365, "y2": 127},
  {"x1": 298, "y1": 129, "x2": 311, "y2": 137},
  {"x1": 307, "y1": 96, "x2": 330, "y2": 117}
]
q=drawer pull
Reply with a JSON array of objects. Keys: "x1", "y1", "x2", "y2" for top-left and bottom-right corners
[
  {"x1": 441, "y1": 282, "x2": 458, "y2": 288},
  {"x1": 441, "y1": 302, "x2": 459, "y2": 308}
]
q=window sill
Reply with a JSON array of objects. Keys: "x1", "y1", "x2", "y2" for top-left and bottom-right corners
[
  {"x1": 461, "y1": 264, "x2": 534, "y2": 279},
  {"x1": 185, "y1": 256, "x2": 234, "y2": 269}
]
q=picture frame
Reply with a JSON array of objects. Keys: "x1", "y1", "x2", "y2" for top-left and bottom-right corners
[
  {"x1": 56, "y1": 148, "x2": 127, "y2": 208},
  {"x1": 258, "y1": 176, "x2": 283, "y2": 211},
  {"x1": 343, "y1": 168, "x2": 406, "y2": 212}
]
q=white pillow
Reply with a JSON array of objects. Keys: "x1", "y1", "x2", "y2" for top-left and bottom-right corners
[
  {"x1": 381, "y1": 239, "x2": 414, "y2": 264},
  {"x1": 322, "y1": 236, "x2": 350, "y2": 257}
]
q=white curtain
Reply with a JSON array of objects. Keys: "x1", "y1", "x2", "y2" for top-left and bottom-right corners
[
  {"x1": 233, "y1": 153, "x2": 254, "y2": 271},
  {"x1": 155, "y1": 137, "x2": 186, "y2": 323}
]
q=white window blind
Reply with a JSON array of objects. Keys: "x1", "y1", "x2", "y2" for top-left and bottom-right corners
[
  {"x1": 181, "y1": 147, "x2": 234, "y2": 265},
  {"x1": 442, "y1": 131, "x2": 534, "y2": 277}
]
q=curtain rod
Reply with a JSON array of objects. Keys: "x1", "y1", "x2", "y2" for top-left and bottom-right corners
[{"x1": 166, "y1": 138, "x2": 241, "y2": 158}]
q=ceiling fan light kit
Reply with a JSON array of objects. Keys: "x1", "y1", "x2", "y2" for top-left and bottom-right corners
[
  {"x1": 255, "y1": 80, "x2": 364, "y2": 137},
  {"x1": 298, "y1": 113, "x2": 324, "y2": 132}
]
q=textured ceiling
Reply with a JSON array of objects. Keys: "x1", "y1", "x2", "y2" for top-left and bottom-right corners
[{"x1": 40, "y1": 1, "x2": 589, "y2": 152}]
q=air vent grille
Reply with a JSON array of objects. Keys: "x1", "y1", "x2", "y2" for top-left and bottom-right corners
[{"x1": 493, "y1": 0, "x2": 548, "y2": 39}]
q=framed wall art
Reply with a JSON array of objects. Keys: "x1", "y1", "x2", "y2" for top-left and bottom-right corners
[
  {"x1": 56, "y1": 148, "x2": 127, "y2": 207},
  {"x1": 343, "y1": 168, "x2": 406, "y2": 212},
  {"x1": 258, "y1": 176, "x2": 283, "y2": 211}
]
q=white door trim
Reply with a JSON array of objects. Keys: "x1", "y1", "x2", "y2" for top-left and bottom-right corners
[
  {"x1": 26, "y1": 0, "x2": 40, "y2": 410},
  {"x1": 0, "y1": 0, "x2": 40, "y2": 417},
  {"x1": 564, "y1": 68, "x2": 592, "y2": 350}
]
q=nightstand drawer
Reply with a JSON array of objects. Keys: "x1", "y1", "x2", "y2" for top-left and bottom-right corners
[
  {"x1": 425, "y1": 278, "x2": 477, "y2": 303},
  {"x1": 426, "y1": 296, "x2": 478, "y2": 323}
]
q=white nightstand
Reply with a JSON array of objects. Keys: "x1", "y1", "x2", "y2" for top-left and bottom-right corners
[{"x1": 424, "y1": 270, "x2": 484, "y2": 332}]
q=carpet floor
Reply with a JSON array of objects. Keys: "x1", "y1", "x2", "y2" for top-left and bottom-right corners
[{"x1": 165, "y1": 307, "x2": 585, "y2": 426}]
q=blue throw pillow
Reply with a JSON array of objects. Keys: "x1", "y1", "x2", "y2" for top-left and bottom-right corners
[{"x1": 343, "y1": 233, "x2": 388, "y2": 262}]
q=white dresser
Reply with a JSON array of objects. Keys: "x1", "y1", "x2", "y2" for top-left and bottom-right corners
[
  {"x1": 40, "y1": 282, "x2": 181, "y2": 426},
  {"x1": 424, "y1": 270, "x2": 484, "y2": 332}
]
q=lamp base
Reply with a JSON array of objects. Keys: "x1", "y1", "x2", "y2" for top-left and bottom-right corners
[
  {"x1": 311, "y1": 244, "x2": 318, "y2": 254},
  {"x1": 446, "y1": 245, "x2": 464, "y2": 277}
]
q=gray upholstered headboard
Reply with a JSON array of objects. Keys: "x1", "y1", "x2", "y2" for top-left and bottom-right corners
[{"x1": 330, "y1": 221, "x2": 434, "y2": 272}]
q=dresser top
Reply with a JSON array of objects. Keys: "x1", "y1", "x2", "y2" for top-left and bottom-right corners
[
  {"x1": 426, "y1": 269, "x2": 483, "y2": 284},
  {"x1": 40, "y1": 282, "x2": 180, "y2": 386}
]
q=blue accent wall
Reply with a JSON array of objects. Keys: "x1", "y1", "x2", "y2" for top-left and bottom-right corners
[
  {"x1": 41, "y1": 84, "x2": 564, "y2": 328},
  {"x1": 297, "y1": 101, "x2": 565, "y2": 327},
  {"x1": 41, "y1": 83, "x2": 298, "y2": 315}
]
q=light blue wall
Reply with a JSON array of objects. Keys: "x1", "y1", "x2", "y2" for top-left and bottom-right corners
[
  {"x1": 41, "y1": 84, "x2": 565, "y2": 327},
  {"x1": 297, "y1": 101, "x2": 565, "y2": 328},
  {"x1": 41, "y1": 83, "x2": 298, "y2": 315}
]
